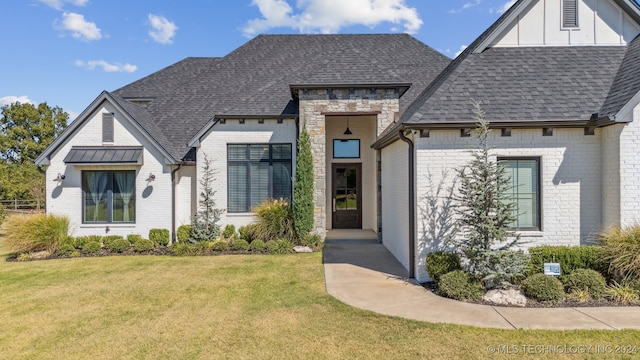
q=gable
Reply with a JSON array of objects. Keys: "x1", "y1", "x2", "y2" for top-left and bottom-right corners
[{"x1": 491, "y1": 0, "x2": 640, "y2": 47}]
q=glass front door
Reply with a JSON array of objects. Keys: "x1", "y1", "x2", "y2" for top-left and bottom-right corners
[{"x1": 332, "y1": 163, "x2": 362, "y2": 229}]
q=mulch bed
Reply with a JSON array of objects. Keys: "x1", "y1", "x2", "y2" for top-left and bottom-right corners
[{"x1": 421, "y1": 282, "x2": 640, "y2": 308}]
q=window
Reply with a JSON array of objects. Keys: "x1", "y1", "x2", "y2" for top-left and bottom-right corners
[
  {"x1": 333, "y1": 139, "x2": 360, "y2": 158},
  {"x1": 499, "y1": 158, "x2": 540, "y2": 230},
  {"x1": 227, "y1": 144, "x2": 292, "y2": 212},
  {"x1": 562, "y1": 0, "x2": 578, "y2": 28},
  {"x1": 83, "y1": 171, "x2": 135, "y2": 223}
]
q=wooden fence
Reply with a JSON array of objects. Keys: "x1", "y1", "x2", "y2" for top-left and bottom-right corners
[{"x1": 0, "y1": 199, "x2": 44, "y2": 212}]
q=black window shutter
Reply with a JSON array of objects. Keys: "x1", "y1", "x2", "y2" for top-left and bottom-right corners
[
  {"x1": 103, "y1": 113, "x2": 114, "y2": 142},
  {"x1": 563, "y1": 0, "x2": 578, "y2": 28}
]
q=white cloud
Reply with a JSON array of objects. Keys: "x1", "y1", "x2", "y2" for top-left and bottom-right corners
[
  {"x1": 449, "y1": 0, "x2": 482, "y2": 14},
  {"x1": 454, "y1": 45, "x2": 468, "y2": 57},
  {"x1": 40, "y1": 0, "x2": 89, "y2": 10},
  {"x1": 491, "y1": 0, "x2": 517, "y2": 14},
  {"x1": 0, "y1": 96, "x2": 35, "y2": 107},
  {"x1": 242, "y1": 0, "x2": 423, "y2": 37},
  {"x1": 148, "y1": 14, "x2": 178, "y2": 44},
  {"x1": 75, "y1": 60, "x2": 137, "y2": 73},
  {"x1": 58, "y1": 12, "x2": 102, "y2": 41}
]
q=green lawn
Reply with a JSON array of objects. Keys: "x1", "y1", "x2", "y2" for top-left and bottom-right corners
[{"x1": 0, "y1": 234, "x2": 639, "y2": 359}]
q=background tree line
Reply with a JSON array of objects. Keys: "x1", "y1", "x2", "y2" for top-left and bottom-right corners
[{"x1": 0, "y1": 102, "x2": 68, "y2": 204}]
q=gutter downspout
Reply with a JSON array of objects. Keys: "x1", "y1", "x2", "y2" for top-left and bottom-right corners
[
  {"x1": 398, "y1": 129, "x2": 416, "y2": 279},
  {"x1": 171, "y1": 164, "x2": 183, "y2": 243}
]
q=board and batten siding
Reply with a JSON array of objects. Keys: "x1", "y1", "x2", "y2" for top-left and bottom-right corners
[
  {"x1": 493, "y1": 0, "x2": 640, "y2": 47},
  {"x1": 44, "y1": 101, "x2": 174, "y2": 239},
  {"x1": 196, "y1": 119, "x2": 298, "y2": 230},
  {"x1": 380, "y1": 139, "x2": 411, "y2": 272},
  {"x1": 414, "y1": 128, "x2": 603, "y2": 282}
]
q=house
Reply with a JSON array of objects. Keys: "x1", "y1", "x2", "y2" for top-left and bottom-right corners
[{"x1": 36, "y1": 0, "x2": 640, "y2": 282}]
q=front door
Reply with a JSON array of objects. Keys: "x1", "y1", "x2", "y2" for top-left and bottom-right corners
[{"x1": 332, "y1": 163, "x2": 362, "y2": 229}]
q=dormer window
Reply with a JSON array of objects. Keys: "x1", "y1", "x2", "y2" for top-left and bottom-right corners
[{"x1": 562, "y1": 0, "x2": 579, "y2": 28}]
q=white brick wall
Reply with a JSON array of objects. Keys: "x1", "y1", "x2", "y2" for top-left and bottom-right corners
[
  {"x1": 618, "y1": 103, "x2": 640, "y2": 227},
  {"x1": 413, "y1": 128, "x2": 603, "y2": 282},
  {"x1": 197, "y1": 119, "x2": 298, "y2": 230},
  {"x1": 45, "y1": 102, "x2": 175, "y2": 239},
  {"x1": 380, "y1": 139, "x2": 410, "y2": 271}
]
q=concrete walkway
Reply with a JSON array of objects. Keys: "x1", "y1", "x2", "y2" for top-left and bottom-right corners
[{"x1": 323, "y1": 242, "x2": 640, "y2": 330}]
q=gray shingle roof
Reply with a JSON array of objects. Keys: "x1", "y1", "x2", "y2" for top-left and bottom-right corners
[
  {"x1": 600, "y1": 35, "x2": 640, "y2": 118},
  {"x1": 405, "y1": 46, "x2": 627, "y2": 124},
  {"x1": 112, "y1": 34, "x2": 450, "y2": 161}
]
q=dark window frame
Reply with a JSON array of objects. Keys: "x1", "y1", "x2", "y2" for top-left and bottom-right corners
[
  {"x1": 498, "y1": 157, "x2": 542, "y2": 231},
  {"x1": 82, "y1": 170, "x2": 136, "y2": 224},
  {"x1": 227, "y1": 143, "x2": 292, "y2": 213},
  {"x1": 333, "y1": 139, "x2": 361, "y2": 159}
]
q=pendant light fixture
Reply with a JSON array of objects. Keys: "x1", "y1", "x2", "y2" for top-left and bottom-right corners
[{"x1": 344, "y1": 116, "x2": 353, "y2": 135}]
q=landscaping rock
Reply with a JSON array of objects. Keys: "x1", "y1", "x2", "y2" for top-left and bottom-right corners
[
  {"x1": 483, "y1": 289, "x2": 527, "y2": 307},
  {"x1": 293, "y1": 246, "x2": 313, "y2": 253}
]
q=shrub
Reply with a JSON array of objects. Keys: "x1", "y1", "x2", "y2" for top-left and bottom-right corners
[
  {"x1": 172, "y1": 242, "x2": 201, "y2": 256},
  {"x1": 600, "y1": 225, "x2": 640, "y2": 281},
  {"x1": 106, "y1": 238, "x2": 131, "y2": 253},
  {"x1": 238, "y1": 224, "x2": 258, "y2": 243},
  {"x1": 528, "y1": 245, "x2": 607, "y2": 277},
  {"x1": 253, "y1": 199, "x2": 296, "y2": 242},
  {"x1": 61, "y1": 236, "x2": 75, "y2": 246},
  {"x1": 127, "y1": 234, "x2": 143, "y2": 245},
  {"x1": 55, "y1": 243, "x2": 76, "y2": 256},
  {"x1": 481, "y1": 250, "x2": 530, "y2": 289},
  {"x1": 274, "y1": 239, "x2": 294, "y2": 254},
  {"x1": 623, "y1": 277, "x2": 640, "y2": 293},
  {"x1": 299, "y1": 233, "x2": 323, "y2": 249},
  {"x1": 102, "y1": 235, "x2": 125, "y2": 248},
  {"x1": 438, "y1": 270, "x2": 484, "y2": 301},
  {"x1": 605, "y1": 281, "x2": 640, "y2": 304},
  {"x1": 293, "y1": 125, "x2": 314, "y2": 237},
  {"x1": 562, "y1": 269, "x2": 607, "y2": 300},
  {"x1": 231, "y1": 239, "x2": 249, "y2": 251},
  {"x1": 149, "y1": 229, "x2": 170, "y2": 246},
  {"x1": 566, "y1": 289, "x2": 592, "y2": 303},
  {"x1": 4, "y1": 213, "x2": 69, "y2": 253},
  {"x1": 521, "y1": 274, "x2": 565, "y2": 302},
  {"x1": 190, "y1": 154, "x2": 224, "y2": 242},
  {"x1": 211, "y1": 240, "x2": 228, "y2": 252},
  {"x1": 74, "y1": 235, "x2": 102, "y2": 249},
  {"x1": 16, "y1": 253, "x2": 32, "y2": 262},
  {"x1": 426, "y1": 251, "x2": 461, "y2": 284},
  {"x1": 222, "y1": 224, "x2": 237, "y2": 240},
  {"x1": 134, "y1": 239, "x2": 155, "y2": 252},
  {"x1": 249, "y1": 239, "x2": 266, "y2": 252},
  {"x1": 265, "y1": 240, "x2": 279, "y2": 253},
  {"x1": 82, "y1": 241, "x2": 101, "y2": 254},
  {"x1": 176, "y1": 225, "x2": 192, "y2": 243}
]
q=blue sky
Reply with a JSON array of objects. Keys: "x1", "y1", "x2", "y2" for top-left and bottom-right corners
[{"x1": 1, "y1": 0, "x2": 520, "y2": 119}]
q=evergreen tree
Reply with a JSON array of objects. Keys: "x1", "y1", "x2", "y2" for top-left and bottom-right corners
[
  {"x1": 453, "y1": 101, "x2": 520, "y2": 279},
  {"x1": 293, "y1": 123, "x2": 315, "y2": 238},
  {"x1": 190, "y1": 154, "x2": 224, "y2": 242}
]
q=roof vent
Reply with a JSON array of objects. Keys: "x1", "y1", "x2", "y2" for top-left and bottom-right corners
[{"x1": 562, "y1": 0, "x2": 578, "y2": 28}]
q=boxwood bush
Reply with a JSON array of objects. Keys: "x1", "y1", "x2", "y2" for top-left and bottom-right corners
[
  {"x1": 102, "y1": 235, "x2": 124, "y2": 249},
  {"x1": 231, "y1": 239, "x2": 249, "y2": 251},
  {"x1": 82, "y1": 241, "x2": 101, "y2": 254},
  {"x1": 127, "y1": 234, "x2": 143, "y2": 245},
  {"x1": 562, "y1": 268, "x2": 607, "y2": 300},
  {"x1": 426, "y1": 251, "x2": 462, "y2": 284},
  {"x1": 528, "y1": 245, "x2": 607, "y2": 277},
  {"x1": 249, "y1": 239, "x2": 266, "y2": 252},
  {"x1": 222, "y1": 225, "x2": 237, "y2": 240},
  {"x1": 55, "y1": 243, "x2": 76, "y2": 256},
  {"x1": 149, "y1": 229, "x2": 170, "y2": 246},
  {"x1": 106, "y1": 238, "x2": 130, "y2": 253},
  {"x1": 438, "y1": 270, "x2": 484, "y2": 301},
  {"x1": 176, "y1": 225, "x2": 192, "y2": 243},
  {"x1": 521, "y1": 273, "x2": 565, "y2": 302},
  {"x1": 210, "y1": 240, "x2": 228, "y2": 252},
  {"x1": 134, "y1": 239, "x2": 155, "y2": 252}
]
